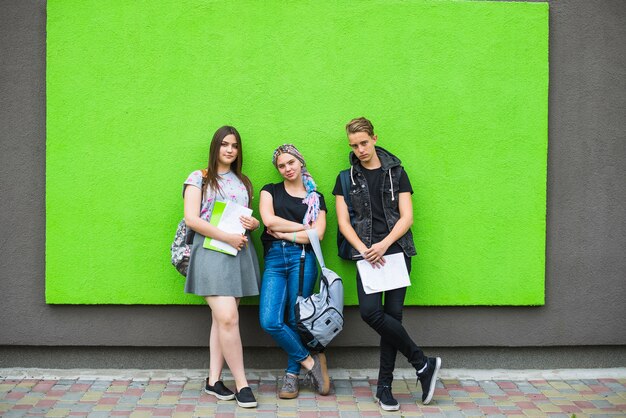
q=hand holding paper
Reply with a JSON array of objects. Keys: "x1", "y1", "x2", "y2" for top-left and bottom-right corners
[
  {"x1": 203, "y1": 200, "x2": 253, "y2": 256},
  {"x1": 363, "y1": 241, "x2": 389, "y2": 267},
  {"x1": 357, "y1": 253, "x2": 411, "y2": 294}
]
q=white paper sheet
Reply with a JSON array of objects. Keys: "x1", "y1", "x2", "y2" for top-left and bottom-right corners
[
  {"x1": 357, "y1": 253, "x2": 411, "y2": 294},
  {"x1": 209, "y1": 201, "x2": 253, "y2": 255}
]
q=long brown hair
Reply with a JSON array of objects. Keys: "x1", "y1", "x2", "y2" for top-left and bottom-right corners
[{"x1": 204, "y1": 126, "x2": 253, "y2": 204}]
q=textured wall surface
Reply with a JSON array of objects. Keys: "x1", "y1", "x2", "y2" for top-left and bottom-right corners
[
  {"x1": 1, "y1": 0, "x2": 625, "y2": 348},
  {"x1": 45, "y1": 1, "x2": 547, "y2": 306}
]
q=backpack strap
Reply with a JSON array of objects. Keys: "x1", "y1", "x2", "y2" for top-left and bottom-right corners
[
  {"x1": 305, "y1": 229, "x2": 325, "y2": 269},
  {"x1": 339, "y1": 169, "x2": 352, "y2": 215},
  {"x1": 184, "y1": 172, "x2": 206, "y2": 245},
  {"x1": 298, "y1": 245, "x2": 306, "y2": 297},
  {"x1": 298, "y1": 229, "x2": 325, "y2": 297}
]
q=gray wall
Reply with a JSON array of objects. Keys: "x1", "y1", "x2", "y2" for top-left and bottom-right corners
[{"x1": 1, "y1": 1, "x2": 625, "y2": 356}]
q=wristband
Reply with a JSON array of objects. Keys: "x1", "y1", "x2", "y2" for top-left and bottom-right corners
[{"x1": 292, "y1": 232, "x2": 297, "y2": 243}]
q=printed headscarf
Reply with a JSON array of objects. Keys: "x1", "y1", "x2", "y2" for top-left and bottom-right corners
[{"x1": 272, "y1": 144, "x2": 320, "y2": 226}]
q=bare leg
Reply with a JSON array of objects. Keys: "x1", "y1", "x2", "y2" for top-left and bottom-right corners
[
  {"x1": 301, "y1": 355, "x2": 314, "y2": 370},
  {"x1": 208, "y1": 312, "x2": 224, "y2": 385},
  {"x1": 205, "y1": 296, "x2": 248, "y2": 391},
  {"x1": 208, "y1": 299, "x2": 240, "y2": 384}
]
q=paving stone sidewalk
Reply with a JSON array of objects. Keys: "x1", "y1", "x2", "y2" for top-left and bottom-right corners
[{"x1": 1, "y1": 371, "x2": 625, "y2": 417}]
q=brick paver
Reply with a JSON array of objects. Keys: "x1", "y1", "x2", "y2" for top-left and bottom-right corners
[{"x1": 1, "y1": 375, "x2": 625, "y2": 417}]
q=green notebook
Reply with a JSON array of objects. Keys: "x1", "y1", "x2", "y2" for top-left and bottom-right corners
[
  {"x1": 202, "y1": 200, "x2": 252, "y2": 256},
  {"x1": 203, "y1": 201, "x2": 233, "y2": 255}
]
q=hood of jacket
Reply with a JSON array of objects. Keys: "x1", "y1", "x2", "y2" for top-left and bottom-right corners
[{"x1": 349, "y1": 146, "x2": 402, "y2": 171}]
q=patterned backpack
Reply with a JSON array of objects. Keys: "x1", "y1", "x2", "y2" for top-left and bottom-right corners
[
  {"x1": 171, "y1": 219, "x2": 194, "y2": 276},
  {"x1": 170, "y1": 170, "x2": 207, "y2": 276}
]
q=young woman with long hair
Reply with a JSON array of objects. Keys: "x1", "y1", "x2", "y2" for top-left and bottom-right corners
[{"x1": 183, "y1": 125, "x2": 261, "y2": 408}]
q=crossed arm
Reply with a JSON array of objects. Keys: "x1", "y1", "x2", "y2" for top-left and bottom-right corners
[{"x1": 259, "y1": 190, "x2": 326, "y2": 244}]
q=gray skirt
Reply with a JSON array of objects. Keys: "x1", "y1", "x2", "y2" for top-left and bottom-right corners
[{"x1": 185, "y1": 232, "x2": 260, "y2": 297}]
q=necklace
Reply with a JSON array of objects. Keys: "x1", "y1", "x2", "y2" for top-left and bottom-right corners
[{"x1": 218, "y1": 171, "x2": 231, "y2": 175}]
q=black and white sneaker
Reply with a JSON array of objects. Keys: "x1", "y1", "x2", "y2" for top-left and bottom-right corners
[
  {"x1": 417, "y1": 356, "x2": 442, "y2": 405},
  {"x1": 234, "y1": 386, "x2": 257, "y2": 408},
  {"x1": 374, "y1": 385, "x2": 400, "y2": 411},
  {"x1": 204, "y1": 378, "x2": 235, "y2": 400}
]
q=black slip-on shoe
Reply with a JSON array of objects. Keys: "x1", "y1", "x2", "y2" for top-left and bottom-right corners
[
  {"x1": 204, "y1": 378, "x2": 235, "y2": 401},
  {"x1": 234, "y1": 386, "x2": 257, "y2": 408}
]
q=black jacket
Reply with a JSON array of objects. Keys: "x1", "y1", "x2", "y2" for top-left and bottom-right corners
[{"x1": 341, "y1": 146, "x2": 417, "y2": 258}]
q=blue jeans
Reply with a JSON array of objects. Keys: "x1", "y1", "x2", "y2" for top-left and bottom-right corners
[{"x1": 259, "y1": 241, "x2": 318, "y2": 375}]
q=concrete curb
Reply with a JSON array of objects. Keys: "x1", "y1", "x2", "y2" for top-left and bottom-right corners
[{"x1": 2, "y1": 367, "x2": 625, "y2": 381}]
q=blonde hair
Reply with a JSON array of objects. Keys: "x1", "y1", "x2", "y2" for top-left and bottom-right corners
[{"x1": 346, "y1": 117, "x2": 375, "y2": 137}]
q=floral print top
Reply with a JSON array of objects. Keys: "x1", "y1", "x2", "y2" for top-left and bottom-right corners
[{"x1": 183, "y1": 170, "x2": 249, "y2": 222}]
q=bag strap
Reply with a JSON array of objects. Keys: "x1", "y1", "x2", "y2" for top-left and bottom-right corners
[
  {"x1": 298, "y1": 246, "x2": 306, "y2": 297},
  {"x1": 185, "y1": 172, "x2": 206, "y2": 244},
  {"x1": 340, "y1": 169, "x2": 352, "y2": 213},
  {"x1": 297, "y1": 229, "x2": 325, "y2": 297},
  {"x1": 305, "y1": 228, "x2": 325, "y2": 269}
]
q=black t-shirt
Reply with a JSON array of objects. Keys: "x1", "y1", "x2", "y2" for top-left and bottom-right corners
[
  {"x1": 333, "y1": 165, "x2": 412, "y2": 254},
  {"x1": 260, "y1": 182, "x2": 327, "y2": 247}
]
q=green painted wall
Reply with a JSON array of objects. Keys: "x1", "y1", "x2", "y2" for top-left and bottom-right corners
[{"x1": 46, "y1": 0, "x2": 548, "y2": 305}]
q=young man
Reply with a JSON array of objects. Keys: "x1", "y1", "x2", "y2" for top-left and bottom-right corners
[{"x1": 333, "y1": 117, "x2": 441, "y2": 411}]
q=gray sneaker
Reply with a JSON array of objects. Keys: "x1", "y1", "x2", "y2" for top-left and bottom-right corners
[
  {"x1": 307, "y1": 353, "x2": 330, "y2": 395},
  {"x1": 278, "y1": 374, "x2": 299, "y2": 399}
]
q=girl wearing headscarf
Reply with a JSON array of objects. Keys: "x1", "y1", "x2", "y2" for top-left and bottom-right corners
[{"x1": 258, "y1": 144, "x2": 330, "y2": 398}]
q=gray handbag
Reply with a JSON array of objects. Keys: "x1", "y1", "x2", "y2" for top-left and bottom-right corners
[{"x1": 295, "y1": 229, "x2": 344, "y2": 352}]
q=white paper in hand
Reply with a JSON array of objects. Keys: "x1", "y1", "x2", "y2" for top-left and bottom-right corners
[
  {"x1": 357, "y1": 253, "x2": 411, "y2": 294},
  {"x1": 207, "y1": 201, "x2": 252, "y2": 255}
]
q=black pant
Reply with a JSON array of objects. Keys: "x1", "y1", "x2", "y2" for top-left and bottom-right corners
[{"x1": 356, "y1": 255, "x2": 426, "y2": 386}]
